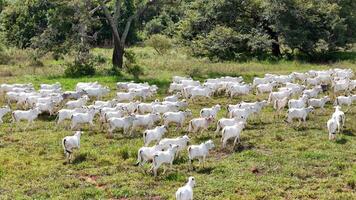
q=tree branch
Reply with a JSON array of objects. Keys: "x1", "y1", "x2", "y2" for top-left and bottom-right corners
[
  {"x1": 89, "y1": 0, "x2": 110, "y2": 16},
  {"x1": 99, "y1": 0, "x2": 123, "y2": 48},
  {"x1": 114, "y1": 0, "x2": 121, "y2": 27},
  {"x1": 121, "y1": 0, "x2": 159, "y2": 44}
]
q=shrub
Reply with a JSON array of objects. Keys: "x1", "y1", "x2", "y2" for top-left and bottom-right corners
[
  {"x1": 27, "y1": 50, "x2": 44, "y2": 68},
  {"x1": 123, "y1": 50, "x2": 144, "y2": 80},
  {"x1": 145, "y1": 34, "x2": 173, "y2": 55},
  {"x1": 126, "y1": 64, "x2": 144, "y2": 80},
  {"x1": 64, "y1": 56, "x2": 96, "y2": 77},
  {"x1": 186, "y1": 66, "x2": 204, "y2": 79},
  {"x1": 92, "y1": 54, "x2": 107, "y2": 64},
  {"x1": 0, "y1": 44, "x2": 10, "y2": 65},
  {"x1": 192, "y1": 26, "x2": 250, "y2": 61}
]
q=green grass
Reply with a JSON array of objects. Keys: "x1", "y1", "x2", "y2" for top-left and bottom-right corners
[{"x1": 0, "y1": 47, "x2": 355, "y2": 199}]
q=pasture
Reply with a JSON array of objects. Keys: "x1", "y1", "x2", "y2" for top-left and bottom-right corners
[{"x1": 0, "y1": 48, "x2": 356, "y2": 199}]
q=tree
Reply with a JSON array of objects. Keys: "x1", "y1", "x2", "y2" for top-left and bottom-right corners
[
  {"x1": 0, "y1": 0, "x2": 54, "y2": 48},
  {"x1": 174, "y1": 0, "x2": 356, "y2": 61},
  {"x1": 98, "y1": 0, "x2": 160, "y2": 69}
]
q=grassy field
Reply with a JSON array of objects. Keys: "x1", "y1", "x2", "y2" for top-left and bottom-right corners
[{"x1": 0, "y1": 47, "x2": 355, "y2": 199}]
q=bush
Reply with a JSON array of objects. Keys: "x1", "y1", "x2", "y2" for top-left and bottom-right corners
[
  {"x1": 186, "y1": 66, "x2": 204, "y2": 79},
  {"x1": 92, "y1": 54, "x2": 107, "y2": 64},
  {"x1": 64, "y1": 56, "x2": 96, "y2": 77},
  {"x1": 0, "y1": 44, "x2": 10, "y2": 65},
  {"x1": 145, "y1": 34, "x2": 173, "y2": 55},
  {"x1": 124, "y1": 50, "x2": 144, "y2": 80},
  {"x1": 126, "y1": 64, "x2": 144, "y2": 80},
  {"x1": 192, "y1": 26, "x2": 251, "y2": 61},
  {"x1": 27, "y1": 50, "x2": 44, "y2": 67}
]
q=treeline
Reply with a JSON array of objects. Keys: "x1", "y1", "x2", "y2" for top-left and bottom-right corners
[{"x1": 0, "y1": 0, "x2": 355, "y2": 68}]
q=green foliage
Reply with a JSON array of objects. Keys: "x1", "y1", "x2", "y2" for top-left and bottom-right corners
[
  {"x1": 118, "y1": 146, "x2": 131, "y2": 160},
  {"x1": 124, "y1": 50, "x2": 144, "y2": 80},
  {"x1": 64, "y1": 54, "x2": 96, "y2": 77},
  {"x1": 173, "y1": 0, "x2": 356, "y2": 61},
  {"x1": 145, "y1": 34, "x2": 173, "y2": 55},
  {"x1": 92, "y1": 54, "x2": 107, "y2": 64},
  {"x1": 0, "y1": 0, "x2": 54, "y2": 48},
  {"x1": 27, "y1": 49, "x2": 44, "y2": 67},
  {"x1": 0, "y1": 43, "x2": 10, "y2": 64},
  {"x1": 263, "y1": 0, "x2": 355, "y2": 57},
  {"x1": 143, "y1": 7, "x2": 182, "y2": 37}
]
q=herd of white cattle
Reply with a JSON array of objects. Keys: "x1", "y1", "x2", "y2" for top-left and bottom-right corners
[{"x1": 0, "y1": 68, "x2": 355, "y2": 199}]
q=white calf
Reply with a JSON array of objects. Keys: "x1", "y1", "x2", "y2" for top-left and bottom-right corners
[
  {"x1": 151, "y1": 144, "x2": 179, "y2": 177},
  {"x1": 159, "y1": 135, "x2": 190, "y2": 155},
  {"x1": 152, "y1": 104, "x2": 180, "y2": 114},
  {"x1": 288, "y1": 95, "x2": 309, "y2": 109},
  {"x1": 12, "y1": 108, "x2": 41, "y2": 128},
  {"x1": 303, "y1": 86, "x2": 322, "y2": 98},
  {"x1": 308, "y1": 96, "x2": 330, "y2": 110},
  {"x1": 256, "y1": 82, "x2": 275, "y2": 94},
  {"x1": 228, "y1": 108, "x2": 253, "y2": 120},
  {"x1": 334, "y1": 95, "x2": 356, "y2": 106},
  {"x1": 221, "y1": 122, "x2": 246, "y2": 148},
  {"x1": 176, "y1": 177, "x2": 196, "y2": 200},
  {"x1": 327, "y1": 117, "x2": 338, "y2": 140},
  {"x1": 65, "y1": 95, "x2": 89, "y2": 109},
  {"x1": 215, "y1": 117, "x2": 245, "y2": 133},
  {"x1": 286, "y1": 106, "x2": 314, "y2": 123},
  {"x1": 188, "y1": 117, "x2": 214, "y2": 133},
  {"x1": 200, "y1": 104, "x2": 221, "y2": 119},
  {"x1": 107, "y1": 115, "x2": 137, "y2": 135},
  {"x1": 164, "y1": 92, "x2": 182, "y2": 102},
  {"x1": 131, "y1": 113, "x2": 161, "y2": 133},
  {"x1": 57, "y1": 107, "x2": 87, "y2": 125},
  {"x1": 116, "y1": 92, "x2": 135, "y2": 102},
  {"x1": 331, "y1": 106, "x2": 345, "y2": 133},
  {"x1": 136, "y1": 144, "x2": 164, "y2": 166},
  {"x1": 163, "y1": 110, "x2": 192, "y2": 129},
  {"x1": 70, "y1": 109, "x2": 96, "y2": 130},
  {"x1": 62, "y1": 131, "x2": 82, "y2": 163},
  {"x1": 143, "y1": 125, "x2": 168, "y2": 146},
  {"x1": 188, "y1": 140, "x2": 214, "y2": 168}
]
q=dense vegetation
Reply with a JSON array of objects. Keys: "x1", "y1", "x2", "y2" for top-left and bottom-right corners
[{"x1": 0, "y1": 0, "x2": 355, "y2": 74}]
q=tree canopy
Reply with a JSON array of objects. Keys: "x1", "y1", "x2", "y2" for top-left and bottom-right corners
[{"x1": 0, "y1": 0, "x2": 355, "y2": 64}]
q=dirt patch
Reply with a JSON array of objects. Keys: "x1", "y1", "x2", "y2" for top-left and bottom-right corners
[{"x1": 79, "y1": 174, "x2": 106, "y2": 189}]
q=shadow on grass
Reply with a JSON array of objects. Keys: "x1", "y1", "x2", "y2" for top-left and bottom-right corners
[
  {"x1": 195, "y1": 134, "x2": 216, "y2": 143},
  {"x1": 196, "y1": 166, "x2": 215, "y2": 174},
  {"x1": 38, "y1": 114, "x2": 57, "y2": 122},
  {"x1": 164, "y1": 171, "x2": 186, "y2": 182},
  {"x1": 234, "y1": 142, "x2": 255, "y2": 153},
  {"x1": 335, "y1": 138, "x2": 347, "y2": 144},
  {"x1": 72, "y1": 153, "x2": 88, "y2": 164},
  {"x1": 342, "y1": 129, "x2": 355, "y2": 137},
  {"x1": 173, "y1": 156, "x2": 188, "y2": 165}
]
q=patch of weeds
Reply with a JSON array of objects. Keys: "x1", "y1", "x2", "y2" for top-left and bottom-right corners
[
  {"x1": 111, "y1": 186, "x2": 133, "y2": 198},
  {"x1": 196, "y1": 166, "x2": 215, "y2": 174},
  {"x1": 164, "y1": 171, "x2": 186, "y2": 182},
  {"x1": 118, "y1": 146, "x2": 131, "y2": 160},
  {"x1": 80, "y1": 187, "x2": 104, "y2": 199}
]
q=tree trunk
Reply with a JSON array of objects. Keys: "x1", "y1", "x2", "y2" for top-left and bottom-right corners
[
  {"x1": 112, "y1": 36, "x2": 124, "y2": 69},
  {"x1": 272, "y1": 41, "x2": 281, "y2": 57}
]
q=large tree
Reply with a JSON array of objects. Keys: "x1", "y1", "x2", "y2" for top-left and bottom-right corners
[{"x1": 98, "y1": 0, "x2": 160, "y2": 69}]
